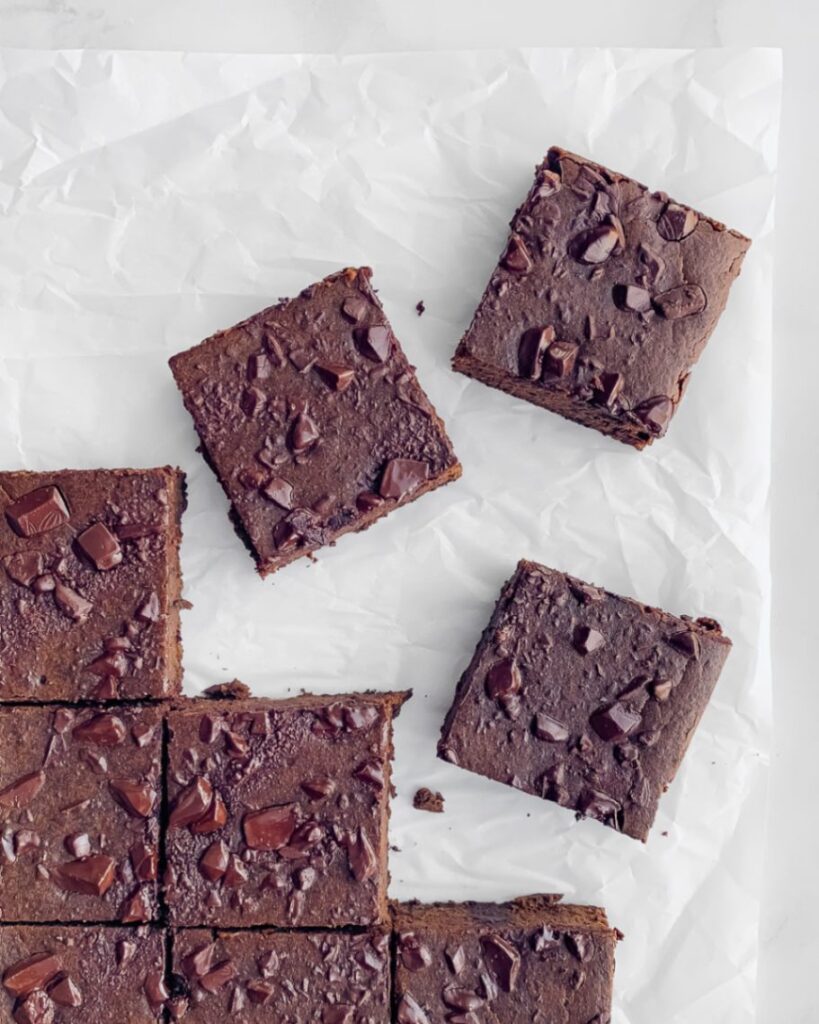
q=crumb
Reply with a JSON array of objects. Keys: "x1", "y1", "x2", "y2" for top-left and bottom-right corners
[
  {"x1": 203, "y1": 679, "x2": 251, "y2": 699},
  {"x1": 413, "y1": 787, "x2": 444, "y2": 813},
  {"x1": 390, "y1": 844, "x2": 401, "y2": 853},
  {"x1": 415, "y1": 300, "x2": 425, "y2": 316}
]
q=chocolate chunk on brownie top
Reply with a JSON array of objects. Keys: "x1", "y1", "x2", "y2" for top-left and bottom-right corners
[
  {"x1": 453, "y1": 147, "x2": 751, "y2": 448},
  {"x1": 170, "y1": 927, "x2": 390, "y2": 1022},
  {"x1": 0, "y1": 925, "x2": 166, "y2": 1023},
  {"x1": 393, "y1": 894, "x2": 618, "y2": 1024},
  {"x1": 169, "y1": 267, "x2": 461, "y2": 576},
  {"x1": 438, "y1": 560, "x2": 731, "y2": 841},
  {"x1": 164, "y1": 690, "x2": 409, "y2": 928},
  {"x1": 0, "y1": 705, "x2": 162, "y2": 923},
  {"x1": 0, "y1": 468, "x2": 185, "y2": 702}
]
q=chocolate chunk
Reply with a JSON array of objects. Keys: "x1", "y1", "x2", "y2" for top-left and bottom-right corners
[
  {"x1": 136, "y1": 592, "x2": 161, "y2": 621},
  {"x1": 301, "y1": 776, "x2": 335, "y2": 800},
  {"x1": 143, "y1": 971, "x2": 169, "y2": 1010},
  {"x1": 397, "y1": 994, "x2": 431, "y2": 1024},
  {"x1": 120, "y1": 888, "x2": 151, "y2": 923},
  {"x1": 533, "y1": 714, "x2": 569, "y2": 743},
  {"x1": 399, "y1": 935, "x2": 432, "y2": 972},
  {"x1": 199, "y1": 962, "x2": 236, "y2": 993},
  {"x1": 669, "y1": 630, "x2": 700, "y2": 659},
  {"x1": 590, "y1": 703, "x2": 642, "y2": 742},
  {"x1": 190, "y1": 793, "x2": 228, "y2": 834},
  {"x1": 261, "y1": 476, "x2": 294, "y2": 509},
  {"x1": 5, "y1": 486, "x2": 69, "y2": 538},
  {"x1": 518, "y1": 326, "x2": 554, "y2": 379},
  {"x1": 592, "y1": 371, "x2": 624, "y2": 409},
  {"x1": 242, "y1": 804, "x2": 297, "y2": 850},
  {"x1": 130, "y1": 842, "x2": 158, "y2": 882},
  {"x1": 12, "y1": 990, "x2": 55, "y2": 1024},
  {"x1": 578, "y1": 790, "x2": 622, "y2": 826},
  {"x1": 109, "y1": 779, "x2": 157, "y2": 818},
  {"x1": 480, "y1": 934, "x2": 520, "y2": 993},
  {"x1": 543, "y1": 340, "x2": 579, "y2": 379},
  {"x1": 47, "y1": 976, "x2": 82, "y2": 1008},
  {"x1": 183, "y1": 942, "x2": 217, "y2": 979},
  {"x1": 344, "y1": 827, "x2": 377, "y2": 882},
  {"x1": 289, "y1": 412, "x2": 321, "y2": 453},
  {"x1": 573, "y1": 625, "x2": 605, "y2": 655},
  {"x1": 247, "y1": 353, "x2": 272, "y2": 381},
  {"x1": 246, "y1": 979, "x2": 275, "y2": 1005},
  {"x1": 65, "y1": 833, "x2": 91, "y2": 858},
  {"x1": 314, "y1": 362, "x2": 355, "y2": 392},
  {"x1": 568, "y1": 219, "x2": 622, "y2": 265},
  {"x1": 355, "y1": 325, "x2": 393, "y2": 363},
  {"x1": 653, "y1": 284, "x2": 707, "y2": 320},
  {"x1": 169, "y1": 777, "x2": 214, "y2": 829},
  {"x1": 341, "y1": 296, "x2": 368, "y2": 323},
  {"x1": 53, "y1": 855, "x2": 116, "y2": 896},
  {"x1": 240, "y1": 386, "x2": 266, "y2": 418},
  {"x1": 53, "y1": 582, "x2": 92, "y2": 623},
  {"x1": 73, "y1": 714, "x2": 126, "y2": 746},
  {"x1": 353, "y1": 760, "x2": 384, "y2": 790},
  {"x1": 613, "y1": 284, "x2": 652, "y2": 313},
  {"x1": 199, "y1": 840, "x2": 230, "y2": 882},
  {"x1": 485, "y1": 658, "x2": 521, "y2": 700},
  {"x1": 76, "y1": 522, "x2": 123, "y2": 571},
  {"x1": 442, "y1": 986, "x2": 484, "y2": 1011},
  {"x1": 379, "y1": 458, "x2": 429, "y2": 501},
  {"x1": 501, "y1": 235, "x2": 532, "y2": 274},
  {"x1": 651, "y1": 678, "x2": 673, "y2": 702},
  {"x1": 2, "y1": 953, "x2": 62, "y2": 997},
  {"x1": 634, "y1": 395, "x2": 673, "y2": 434},
  {"x1": 323, "y1": 1008, "x2": 354, "y2": 1024},
  {"x1": 656, "y1": 202, "x2": 699, "y2": 242},
  {"x1": 0, "y1": 771, "x2": 45, "y2": 809},
  {"x1": 3, "y1": 552, "x2": 44, "y2": 587},
  {"x1": 86, "y1": 652, "x2": 128, "y2": 678}
]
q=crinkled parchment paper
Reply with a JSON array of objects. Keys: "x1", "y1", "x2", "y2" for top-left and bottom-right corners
[{"x1": 0, "y1": 48, "x2": 780, "y2": 1023}]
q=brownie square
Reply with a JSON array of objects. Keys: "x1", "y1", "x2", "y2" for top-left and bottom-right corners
[
  {"x1": 164, "y1": 690, "x2": 408, "y2": 928},
  {"x1": 438, "y1": 560, "x2": 731, "y2": 841},
  {"x1": 169, "y1": 267, "x2": 461, "y2": 576},
  {"x1": 392, "y1": 894, "x2": 618, "y2": 1024},
  {"x1": 453, "y1": 147, "x2": 751, "y2": 448},
  {"x1": 0, "y1": 925, "x2": 166, "y2": 1023},
  {"x1": 0, "y1": 468, "x2": 185, "y2": 702},
  {"x1": 0, "y1": 705, "x2": 163, "y2": 923},
  {"x1": 170, "y1": 927, "x2": 390, "y2": 1022}
]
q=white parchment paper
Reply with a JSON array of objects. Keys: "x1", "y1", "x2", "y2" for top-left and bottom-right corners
[{"x1": 0, "y1": 48, "x2": 780, "y2": 1023}]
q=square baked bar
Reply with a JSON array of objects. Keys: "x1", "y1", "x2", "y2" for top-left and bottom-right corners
[
  {"x1": 438, "y1": 560, "x2": 731, "y2": 841},
  {"x1": 453, "y1": 147, "x2": 751, "y2": 447},
  {"x1": 164, "y1": 690, "x2": 408, "y2": 928},
  {"x1": 0, "y1": 705, "x2": 162, "y2": 923},
  {"x1": 169, "y1": 268, "x2": 461, "y2": 576},
  {"x1": 0, "y1": 467, "x2": 185, "y2": 702},
  {"x1": 393, "y1": 894, "x2": 618, "y2": 1024}
]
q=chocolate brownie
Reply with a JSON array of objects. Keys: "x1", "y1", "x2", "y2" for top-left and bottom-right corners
[
  {"x1": 0, "y1": 705, "x2": 162, "y2": 923},
  {"x1": 170, "y1": 927, "x2": 390, "y2": 1022},
  {"x1": 392, "y1": 894, "x2": 618, "y2": 1024},
  {"x1": 438, "y1": 560, "x2": 731, "y2": 841},
  {"x1": 169, "y1": 267, "x2": 461, "y2": 576},
  {"x1": 164, "y1": 690, "x2": 409, "y2": 927},
  {"x1": 0, "y1": 925, "x2": 166, "y2": 1023},
  {"x1": 0, "y1": 468, "x2": 185, "y2": 702},
  {"x1": 453, "y1": 147, "x2": 751, "y2": 447}
]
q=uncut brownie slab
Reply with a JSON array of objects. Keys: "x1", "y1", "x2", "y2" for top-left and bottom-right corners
[
  {"x1": 438, "y1": 560, "x2": 731, "y2": 841},
  {"x1": 169, "y1": 267, "x2": 461, "y2": 576},
  {"x1": 0, "y1": 925, "x2": 166, "y2": 1023},
  {"x1": 0, "y1": 705, "x2": 162, "y2": 923},
  {"x1": 453, "y1": 146, "x2": 751, "y2": 448},
  {"x1": 0, "y1": 468, "x2": 185, "y2": 702},
  {"x1": 164, "y1": 690, "x2": 408, "y2": 928},
  {"x1": 170, "y1": 927, "x2": 390, "y2": 1022},
  {"x1": 393, "y1": 894, "x2": 618, "y2": 1024}
]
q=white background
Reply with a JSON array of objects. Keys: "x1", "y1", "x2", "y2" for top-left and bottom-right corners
[{"x1": 0, "y1": 3, "x2": 813, "y2": 1022}]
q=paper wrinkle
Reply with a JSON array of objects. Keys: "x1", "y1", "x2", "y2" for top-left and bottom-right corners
[{"x1": 0, "y1": 47, "x2": 779, "y2": 1024}]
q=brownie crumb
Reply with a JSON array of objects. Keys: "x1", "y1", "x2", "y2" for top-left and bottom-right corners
[
  {"x1": 203, "y1": 679, "x2": 252, "y2": 700},
  {"x1": 413, "y1": 787, "x2": 444, "y2": 813},
  {"x1": 415, "y1": 300, "x2": 425, "y2": 316}
]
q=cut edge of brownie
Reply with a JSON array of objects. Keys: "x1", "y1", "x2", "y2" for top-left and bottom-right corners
[
  {"x1": 169, "y1": 267, "x2": 462, "y2": 578},
  {"x1": 453, "y1": 146, "x2": 752, "y2": 449}
]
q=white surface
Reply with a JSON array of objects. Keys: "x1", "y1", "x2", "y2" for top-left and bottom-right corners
[
  {"x1": 0, "y1": 3, "x2": 814, "y2": 1022},
  {"x1": 0, "y1": 44, "x2": 779, "y2": 1023}
]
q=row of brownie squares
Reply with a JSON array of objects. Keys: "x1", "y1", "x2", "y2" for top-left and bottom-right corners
[{"x1": 1, "y1": 895, "x2": 619, "y2": 1022}]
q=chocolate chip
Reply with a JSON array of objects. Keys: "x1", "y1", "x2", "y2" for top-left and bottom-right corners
[
  {"x1": 130, "y1": 841, "x2": 158, "y2": 882},
  {"x1": 199, "y1": 839, "x2": 230, "y2": 882},
  {"x1": 301, "y1": 776, "x2": 335, "y2": 800},
  {"x1": 485, "y1": 657, "x2": 521, "y2": 700},
  {"x1": 533, "y1": 713, "x2": 569, "y2": 742},
  {"x1": 247, "y1": 353, "x2": 272, "y2": 381},
  {"x1": 590, "y1": 702, "x2": 642, "y2": 741},
  {"x1": 76, "y1": 522, "x2": 122, "y2": 571},
  {"x1": 543, "y1": 340, "x2": 579, "y2": 378},
  {"x1": 289, "y1": 412, "x2": 321, "y2": 453},
  {"x1": 341, "y1": 296, "x2": 368, "y2": 323},
  {"x1": 242, "y1": 804, "x2": 297, "y2": 850},
  {"x1": 480, "y1": 934, "x2": 520, "y2": 993},
  {"x1": 613, "y1": 284, "x2": 652, "y2": 313},
  {"x1": 199, "y1": 962, "x2": 236, "y2": 994},
  {"x1": 109, "y1": 779, "x2": 156, "y2": 818},
  {"x1": 657, "y1": 202, "x2": 698, "y2": 241},
  {"x1": 379, "y1": 458, "x2": 428, "y2": 501},
  {"x1": 344, "y1": 827, "x2": 377, "y2": 882},
  {"x1": 314, "y1": 362, "x2": 355, "y2": 392},
  {"x1": 73, "y1": 714, "x2": 126, "y2": 747},
  {"x1": 53, "y1": 582, "x2": 92, "y2": 622},
  {"x1": 653, "y1": 284, "x2": 707, "y2": 320},
  {"x1": 669, "y1": 630, "x2": 700, "y2": 659},
  {"x1": 190, "y1": 792, "x2": 228, "y2": 834},
  {"x1": 0, "y1": 771, "x2": 45, "y2": 810},
  {"x1": 518, "y1": 327, "x2": 554, "y2": 379},
  {"x1": 261, "y1": 476, "x2": 294, "y2": 509},
  {"x1": 634, "y1": 395, "x2": 673, "y2": 434},
  {"x1": 592, "y1": 371, "x2": 624, "y2": 409},
  {"x1": 47, "y1": 976, "x2": 82, "y2": 1008},
  {"x1": 396, "y1": 994, "x2": 430, "y2": 1024},
  {"x1": 573, "y1": 626, "x2": 604, "y2": 655},
  {"x1": 2, "y1": 953, "x2": 62, "y2": 997},
  {"x1": 3, "y1": 552, "x2": 43, "y2": 587},
  {"x1": 501, "y1": 234, "x2": 532, "y2": 274},
  {"x1": 169, "y1": 777, "x2": 214, "y2": 829},
  {"x1": 569, "y1": 219, "x2": 622, "y2": 265},
  {"x1": 399, "y1": 935, "x2": 432, "y2": 972},
  {"x1": 5, "y1": 486, "x2": 69, "y2": 538},
  {"x1": 53, "y1": 854, "x2": 116, "y2": 896},
  {"x1": 355, "y1": 325, "x2": 392, "y2": 363}
]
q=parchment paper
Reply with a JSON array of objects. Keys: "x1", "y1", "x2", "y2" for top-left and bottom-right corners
[{"x1": 0, "y1": 48, "x2": 780, "y2": 1023}]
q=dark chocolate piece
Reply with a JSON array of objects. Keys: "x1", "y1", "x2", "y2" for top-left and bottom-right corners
[
  {"x1": 453, "y1": 147, "x2": 751, "y2": 448},
  {"x1": 393, "y1": 895, "x2": 618, "y2": 1023},
  {"x1": 438, "y1": 559, "x2": 731, "y2": 841},
  {"x1": 169, "y1": 268, "x2": 461, "y2": 576},
  {"x1": 164, "y1": 691, "x2": 409, "y2": 928},
  {"x1": 0, "y1": 468, "x2": 185, "y2": 702}
]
